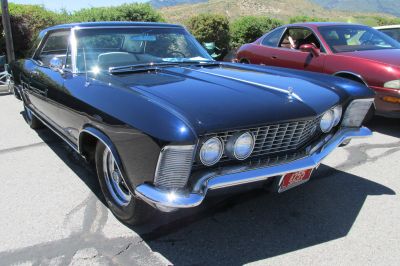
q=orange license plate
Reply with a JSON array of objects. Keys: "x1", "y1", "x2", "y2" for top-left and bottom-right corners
[{"x1": 278, "y1": 168, "x2": 313, "y2": 193}]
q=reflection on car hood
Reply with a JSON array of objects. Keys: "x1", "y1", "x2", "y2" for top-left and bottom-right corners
[
  {"x1": 341, "y1": 49, "x2": 400, "y2": 67},
  {"x1": 111, "y1": 63, "x2": 342, "y2": 134}
]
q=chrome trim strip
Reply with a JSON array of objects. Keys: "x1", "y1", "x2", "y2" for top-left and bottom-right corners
[
  {"x1": 70, "y1": 28, "x2": 78, "y2": 73},
  {"x1": 189, "y1": 68, "x2": 303, "y2": 101},
  {"x1": 333, "y1": 71, "x2": 369, "y2": 87},
  {"x1": 135, "y1": 126, "x2": 372, "y2": 210}
]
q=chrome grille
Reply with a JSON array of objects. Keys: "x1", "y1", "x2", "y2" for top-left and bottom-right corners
[
  {"x1": 154, "y1": 145, "x2": 195, "y2": 189},
  {"x1": 203, "y1": 116, "x2": 321, "y2": 162}
]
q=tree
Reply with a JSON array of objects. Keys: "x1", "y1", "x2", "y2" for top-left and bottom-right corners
[
  {"x1": 185, "y1": 13, "x2": 230, "y2": 59},
  {"x1": 70, "y1": 3, "x2": 164, "y2": 22},
  {"x1": 230, "y1": 16, "x2": 283, "y2": 48},
  {"x1": 374, "y1": 16, "x2": 400, "y2": 26},
  {"x1": 289, "y1": 15, "x2": 328, "y2": 23}
]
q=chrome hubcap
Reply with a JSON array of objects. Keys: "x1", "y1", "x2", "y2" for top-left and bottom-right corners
[{"x1": 103, "y1": 149, "x2": 131, "y2": 206}]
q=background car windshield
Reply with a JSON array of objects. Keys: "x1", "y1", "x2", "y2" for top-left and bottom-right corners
[
  {"x1": 379, "y1": 28, "x2": 400, "y2": 42},
  {"x1": 319, "y1": 25, "x2": 400, "y2": 53},
  {"x1": 74, "y1": 27, "x2": 212, "y2": 72}
]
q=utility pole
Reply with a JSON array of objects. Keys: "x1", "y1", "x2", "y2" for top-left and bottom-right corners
[{"x1": 1, "y1": 0, "x2": 15, "y2": 63}]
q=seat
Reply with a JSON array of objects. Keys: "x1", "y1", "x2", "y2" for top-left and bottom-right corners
[{"x1": 97, "y1": 52, "x2": 138, "y2": 69}]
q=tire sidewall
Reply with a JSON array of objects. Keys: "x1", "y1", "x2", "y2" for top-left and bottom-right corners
[{"x1": 95, "y1": 142, "x2": 141, "y2": 222}]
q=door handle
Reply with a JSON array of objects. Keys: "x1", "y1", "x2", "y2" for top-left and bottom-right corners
[{"x1": 271, "y1": 56, "x2": 278, "y2": 59}]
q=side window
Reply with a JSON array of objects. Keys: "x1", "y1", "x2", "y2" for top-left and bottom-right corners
[
  {"x1": 36, "y1": 31, "x2": 70, "y2": 67},
  {"x1": 279, "y1": 28, "x2": 321, "y2": 50},
  {"x1": 261, "y1": 28, "x2": 285, "y2": 47}
]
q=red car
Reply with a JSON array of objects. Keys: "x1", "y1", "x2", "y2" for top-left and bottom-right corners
[{"x1": 237, "y1": 22, "x2": 400, "y2": 118}]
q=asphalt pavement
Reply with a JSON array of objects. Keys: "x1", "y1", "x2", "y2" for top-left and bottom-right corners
[{"x1": 0, "y1": 93, "x2": 399, "y2": 266}]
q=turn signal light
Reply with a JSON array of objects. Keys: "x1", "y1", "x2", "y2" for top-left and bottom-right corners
[{"x1": 382, "y1": 96, "x2": 400, "y2": 104}]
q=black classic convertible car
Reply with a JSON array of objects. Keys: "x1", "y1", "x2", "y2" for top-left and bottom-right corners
[{"x1": 11, "y1": 22, "x2": 374, "y2": 225}]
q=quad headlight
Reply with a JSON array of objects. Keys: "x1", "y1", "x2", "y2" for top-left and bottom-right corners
[
  {"x1": 320, "y1": 109, "x2": 335, "y2": 133},
  {"x1": 320, "y1": 105, "x2": 342, "y2": 133},
  {"x1": 199, "y1": 137, "x2": 223, "y2": 166},
  {"x1": 226, "y1": 132, "x2": 255, "y2": 160}
]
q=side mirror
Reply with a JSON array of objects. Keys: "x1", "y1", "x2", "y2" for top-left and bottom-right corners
[
  {"x1": 299, "y1": 44, "x2": 320, "y2": 57},
  {"x1": 49, "y1": 57, "x2": 64, "y2": 73}
]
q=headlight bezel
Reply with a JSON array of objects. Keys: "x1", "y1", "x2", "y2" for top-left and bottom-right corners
[
  {"x1": 341, "y1": 98, "x2": 374, "y2": 128},
  {"x1": 332, "y1": 105, "x2": 343, "y2": 126},
  {"x1": 199, "y1": 137, "x2": 224, "y2": 166}
]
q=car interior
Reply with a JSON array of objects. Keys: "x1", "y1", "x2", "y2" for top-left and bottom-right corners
[
  {"x1": 279, "y1": 28, "x2": 321, "y2": 50},
  {"x1": 36, "y1": 31, "x2": 199, "y2": 72}
]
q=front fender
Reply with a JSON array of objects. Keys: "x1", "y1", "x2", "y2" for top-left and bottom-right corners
[{"x1": 79, "y1": 125, "x2": 162, "y2": 191}]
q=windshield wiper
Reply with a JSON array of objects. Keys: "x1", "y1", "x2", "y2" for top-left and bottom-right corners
[
  {"x1": 109, "y1": 61, "x2": 220, "y2": 74},
  {"x1": 109, "y1": 62, "x2": 179, "y2": 73}
]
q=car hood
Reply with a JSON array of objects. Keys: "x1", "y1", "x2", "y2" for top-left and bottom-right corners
[
  {"x1": 109, "y1": 64, "x2": 343, "y2": 134},
  {"x1": 341, "y1": 49, "x2": 400, "y2": 67}
]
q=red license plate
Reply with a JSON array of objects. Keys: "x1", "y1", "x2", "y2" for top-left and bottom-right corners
[{"x1": 278, "y1": 168, "x2": 314, "y2": 193}]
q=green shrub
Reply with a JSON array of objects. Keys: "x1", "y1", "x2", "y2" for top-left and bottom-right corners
[
  {"x1": 8, "y1": 3, "x2": 62, "y2": 37},
  {"x1": 0, "y1": 15, "x2": 32, "y2": 58},
  {"x1": 185, "y1": 14, "x2": 230, "y2": 58},
  {"x1": 70, "y1": 3, "x2": 164, "y2": 22},
  {"x1": 374, "y1": 16, "x2": 400, "y2": 26},
  {"x1": 230, "y1": 16, "x2": 283, "y2": 48},
  {"x1": 0, "y1": 3, "x2": 164, "y2": 58},
  {"x1": 289, "y1": 16, "x2": 328, "y2": 23},
  {"x1": 0, "y1": 4, "x2": 63, "y2": 58}
]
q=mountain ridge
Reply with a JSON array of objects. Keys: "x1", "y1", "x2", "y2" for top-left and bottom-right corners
[
  {"x1": 150, "y1": 0, "x2": 400, "y2": 18},
  {"x1": 157, "y1": 0, "x2": 396, "y2": 25}
]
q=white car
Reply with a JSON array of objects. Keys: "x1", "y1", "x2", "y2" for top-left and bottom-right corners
[{"x1": 375, "y1": 25, "x2": 400, "y2": 42}]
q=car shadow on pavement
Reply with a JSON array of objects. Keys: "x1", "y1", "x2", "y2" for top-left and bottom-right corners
[
  {"x1": 138, "y1": 165, "x2": 395, "y2": 265},
  {"x1": 33, "y1": 126, "x2": 107, "y2": 207},
  {"x1": 367, "y1": 116, "x2": 400, "y2": 138}
]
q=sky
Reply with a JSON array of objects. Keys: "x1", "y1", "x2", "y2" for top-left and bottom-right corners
[{"x1": 10, "y1": 0, "x2": 147, "y2": 11}]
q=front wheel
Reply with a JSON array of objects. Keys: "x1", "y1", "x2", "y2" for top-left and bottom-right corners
[
  {"x1": 23, "y1": 105, "x2": 43, "y2": 129},
  {"x1": 95, "y1": 142, "x2": 154, "y2": 225}
]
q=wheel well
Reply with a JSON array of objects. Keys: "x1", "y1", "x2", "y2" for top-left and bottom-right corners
[
  {"x1": 79, "y1": 132, "x2": 98, "y2": 164},
  {"x1": 334, "y1": 73, "x2": 367, "y2": 86},
  {"x1": 240, "y1": 58, "x2": 250, "y2": 64}
]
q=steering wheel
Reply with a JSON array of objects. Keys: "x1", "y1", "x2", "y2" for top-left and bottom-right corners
[
  {"x1": 167, "y1": 50, "x2": 186, "y2": 58},
  {"x1": 361, "y1": 39, "x2": 375, "y2": 46}
]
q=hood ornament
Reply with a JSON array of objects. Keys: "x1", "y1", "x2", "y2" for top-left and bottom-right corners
[{"x1": 287, "y1": 87, "x2": 294, "y2": 101}]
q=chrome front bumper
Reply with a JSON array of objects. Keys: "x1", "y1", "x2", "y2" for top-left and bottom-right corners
[{"x1": 135, "y1": 127, "x2": 372, "y2": 211}]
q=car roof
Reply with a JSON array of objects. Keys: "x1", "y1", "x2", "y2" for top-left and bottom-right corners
[
  {"x1": 41, "y1": 21, "x2": 182, "y2": 35},
  {"x1": 374, "y1": 25, "x2": 400, "y2": 30},
  {"x1": 284, "y1": 22, "x2": 366, "y2": 29}
]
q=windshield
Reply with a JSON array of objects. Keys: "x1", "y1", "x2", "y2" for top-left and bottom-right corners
[
  {"x1": 73, "y1": 27, "x2": 213, "y2": 72},
  {"x1": 379, "y1": 28, "x2": 400, "y2": 42},
  {"x1": 318, "y1": 25, "x2": 400, "y2": 53}
]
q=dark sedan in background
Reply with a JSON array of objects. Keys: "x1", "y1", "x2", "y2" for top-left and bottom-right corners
[
  {"x1": 11, "y1": 22, "x2": 374, "y2": 225},
  {"x1": 375, "y1": 25, "x2": 400, "y2": 42},
  {"x1": 237, "y1": 22, "x2": 400, "y2": 118}
]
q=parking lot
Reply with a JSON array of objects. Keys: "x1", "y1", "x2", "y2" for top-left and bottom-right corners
[{"x1": 0, "y1": 93, "x2": 399, "y2": 265}]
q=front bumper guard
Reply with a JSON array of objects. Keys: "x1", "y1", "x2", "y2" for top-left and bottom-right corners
[{"x1": 135, "y1": 127, "x2": 372, "y2": 211}]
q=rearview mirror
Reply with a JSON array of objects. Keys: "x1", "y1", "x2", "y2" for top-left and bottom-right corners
[
  {"x1": 49, "y1": 57, "x2": 63, "y2": 73},
  {"x1": 299, "y1": 44, "x2": 320, "y2": 57}
]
